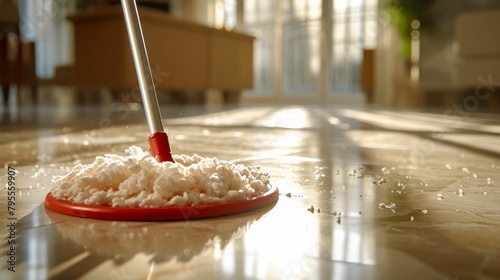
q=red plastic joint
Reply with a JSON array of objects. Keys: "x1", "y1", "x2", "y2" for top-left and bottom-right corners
[{"x1": 148, "y1": 131, "x2": 175, "y2": 163}]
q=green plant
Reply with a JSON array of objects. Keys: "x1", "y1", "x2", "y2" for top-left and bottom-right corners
[{"x1": 385, "y1": 0, "x2": 434, "y2": 59}]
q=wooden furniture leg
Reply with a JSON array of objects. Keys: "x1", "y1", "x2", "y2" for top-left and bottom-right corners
[
  {"x1": 0, "y1": 36, "x2": 9, "y2": 105},
  {"x1": 13, "y1": 29, "x2": 23, "y2": 106}
]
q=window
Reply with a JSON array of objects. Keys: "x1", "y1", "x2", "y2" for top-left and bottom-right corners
[
  {"x1": 243, "y1": 0, "x2": 277, "y2": 95},
  {"x1": 331, "y1": 0, "x2": 378, "y2": 94},
  {"x1": 243, "y1": 0, "x2": 378, "y2": 101},
  {"x1": 282, "y1": 0, "x2": 322, "y2": 94},
  {"x1": 18, "y1": 0, "x2": 75, "y2": 78}
]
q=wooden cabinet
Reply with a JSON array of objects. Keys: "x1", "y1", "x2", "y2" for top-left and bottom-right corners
[{"x1": 69, "y1": 6, "x2": 254, "y2": 93}]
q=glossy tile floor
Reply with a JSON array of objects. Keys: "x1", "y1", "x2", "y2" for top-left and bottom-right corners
[{"x1": 1, "y1": 103, "x2": 500, "y2": 280}]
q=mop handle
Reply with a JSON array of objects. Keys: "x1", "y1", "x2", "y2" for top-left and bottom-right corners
[
  {"x1": 121, "y1": 0, "x2": 175, "y2": 163},
  {"x1": 121, "y1": 0, "x2": 163, "y2": 134}
]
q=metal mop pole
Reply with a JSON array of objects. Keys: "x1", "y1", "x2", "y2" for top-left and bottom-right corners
[{"x1": 121, "y1": 0, "x2": 174, "y2": 162}]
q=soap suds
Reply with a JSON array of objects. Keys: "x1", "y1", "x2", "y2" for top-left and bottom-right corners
[{"x1": 50, "y1": 146, "x2": 271, "y2": 207}]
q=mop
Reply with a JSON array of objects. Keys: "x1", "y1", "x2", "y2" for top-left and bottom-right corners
[{"x1": 44, "y1": 0, "x2": 278, "y2": 220}]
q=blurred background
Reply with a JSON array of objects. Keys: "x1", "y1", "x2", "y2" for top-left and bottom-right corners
[
  {"x1": 1, "y1": 3, "x2": 500, "y2": 279},
  {"x1": 1, "y1": 0, "x2": 500, "y2": 111}
]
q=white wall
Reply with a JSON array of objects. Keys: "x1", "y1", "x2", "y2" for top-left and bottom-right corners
[{"x1": 419, "y1": 0, "x2": 500, "y2": 90}]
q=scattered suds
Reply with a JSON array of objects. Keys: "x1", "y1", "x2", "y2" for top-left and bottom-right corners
[
  {"x1": 378, "y1": 202, "x2": 396, "y2": 209},
  {"x1": 373, "y1": 177, "x2": 387, "y2": 185}
]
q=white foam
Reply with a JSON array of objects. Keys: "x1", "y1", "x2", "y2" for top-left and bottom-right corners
[{"x1": 50, "y1": 146, "x2": 270, "y2": 207}]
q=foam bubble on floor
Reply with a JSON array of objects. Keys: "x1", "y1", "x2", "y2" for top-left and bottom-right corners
[{"x1": 50, "y1": 146, "x2": 270, "y2": 207}]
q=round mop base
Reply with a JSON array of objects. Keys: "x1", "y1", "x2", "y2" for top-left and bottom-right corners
[{"x1": 44, "y1": 185, "x2": 279, "y2": 221}]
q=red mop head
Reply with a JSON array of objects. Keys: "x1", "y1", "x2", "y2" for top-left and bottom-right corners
[{"x1": 148, "y1": 131, "x2": 175, "y2": 163}]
